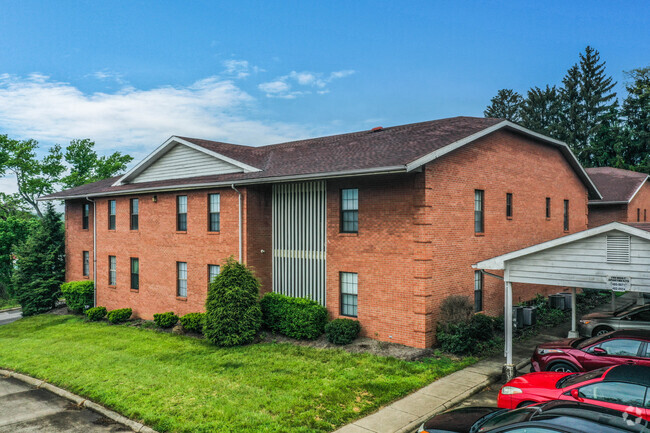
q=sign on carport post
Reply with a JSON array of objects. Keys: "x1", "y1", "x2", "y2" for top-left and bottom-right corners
[{"x1": 607, "y1": 275, "x2": 631, "y2": 292}]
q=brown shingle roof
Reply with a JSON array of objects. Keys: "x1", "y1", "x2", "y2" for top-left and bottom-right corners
[
  {"x1": 625, "y1": 222, "x2": 650, "y2": 233},
  {"x1": 586, "y1": 167, "x2": 648, "y2": 204}
]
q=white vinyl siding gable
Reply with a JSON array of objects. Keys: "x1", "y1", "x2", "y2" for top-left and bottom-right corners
[{"x1": 131, "y1": 144, "x2": 243, "y2": 183}]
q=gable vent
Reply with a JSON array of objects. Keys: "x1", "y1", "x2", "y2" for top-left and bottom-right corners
[{"x1": 606, "y1": 235, "x2": 631, "y2": 263}]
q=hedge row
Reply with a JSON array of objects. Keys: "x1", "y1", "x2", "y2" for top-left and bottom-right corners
[
  {"x1": 61, "y1": 281, "x2": 94, "y2": 313},
  {"x1": 260, "y1": 293, "x2": 328, "y2": 340}
]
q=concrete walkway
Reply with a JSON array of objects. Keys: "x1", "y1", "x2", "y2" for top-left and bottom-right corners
[{"x1": 334, "y1": 293, "x2": 638, "y2": 433}]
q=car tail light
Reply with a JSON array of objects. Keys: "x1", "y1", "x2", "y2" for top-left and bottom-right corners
[
  {"x1": 501, "y1": 386, "x2": 523, "y2": 395},
  {"x1": 537, "y1": 348, "x2": 564, "y2": 355}
]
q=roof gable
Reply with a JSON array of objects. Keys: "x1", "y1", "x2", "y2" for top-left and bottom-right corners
[{"x1": 586, "y1": 167, "x2": 649, "y2": 204}]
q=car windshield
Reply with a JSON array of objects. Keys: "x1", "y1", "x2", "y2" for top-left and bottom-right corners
[
  {"x1": 474, "y1": 406, "x2": 538, "y2": 432},
  {"x1": 556, "y1": 367, "x2": 608, "y2": 388}
]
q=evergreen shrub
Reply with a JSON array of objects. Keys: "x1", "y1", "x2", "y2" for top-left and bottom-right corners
[
  {"x1": 180, "y1": 313, "x2": 205, "y2": 333},
  {"x1": 325, "y1": 318, "x2": 361, "y2": 345},
  {"x1": 260, "y1": 292, "x2": 328, "y2": 340},
  {"x1": 107, "y1": 308, "x2": 132, "y2": 324},
  {"x1": 61, "y1": 281, "x2": 94, "y2": 313},
  {"x1": 153, "y1": 312, "x2": 179, "y2": 328},
  {"x1": 85, "y1": 306, "x2": 107, "y2": 321}
]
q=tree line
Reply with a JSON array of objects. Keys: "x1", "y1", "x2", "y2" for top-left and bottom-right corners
[{"x1": 484, "y1": 46, "x2": 649, "y2": 173}]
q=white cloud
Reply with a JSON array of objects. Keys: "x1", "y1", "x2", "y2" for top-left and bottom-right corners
[
  {"x1": 258, "y1": 69, "x2": 355, "y2": 98},
  {"x1": 90, "y1": 70, "x2": 126, "y2": 84},
  {"x1": 0, "y1": 74, "x2": 313, "y2": 160},
  {"x1": 222, "y1": 60, "x2": 263, "y2": 79}
]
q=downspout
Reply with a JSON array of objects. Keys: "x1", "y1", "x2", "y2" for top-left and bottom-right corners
[
  {"x1": 85, "y1": 197, "x2": 97, "y2": 307},
  {"x1": 231, "y1": 184, "x2": 242, "y2": 261}
]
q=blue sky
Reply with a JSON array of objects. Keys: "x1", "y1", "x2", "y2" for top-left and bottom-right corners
[{"x1": 0, "y1": 0, "x2": 648, "y2": 184}]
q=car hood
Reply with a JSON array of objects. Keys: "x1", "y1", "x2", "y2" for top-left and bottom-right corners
[
  {"x1": 421, "y1": 407, "x2": 502, "y2": 433},
  {"x1": 537, "y1": 338, "x2": 582, "y2": 350},
  {"x1": 580, "y1": 311, "x2": 615, "y2": 320},
  {"x1": 506, "y1": 371, "x2": 571, "y2": 389}
]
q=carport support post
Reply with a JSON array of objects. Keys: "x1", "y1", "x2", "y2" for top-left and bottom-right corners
[
  {"x1": 568, "y1": 287, "x2": 578, "y2": 338},
  {"x1": 504, "y1": 279, "x2": 516, "y2": 381}
]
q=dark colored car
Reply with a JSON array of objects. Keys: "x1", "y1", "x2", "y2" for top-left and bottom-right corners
[
  {"x1": 530, "y1": 330, "x2": 650, "y2": 372},
  {"x1": 579, "y1": 304, "x2": 650, "y2": 337},
  {"x1": 498, "y1": 365, "x2": 650, "y2": 422},
  {"x1": 418, "y1": 400, "x2": 650, "y2": 433}
]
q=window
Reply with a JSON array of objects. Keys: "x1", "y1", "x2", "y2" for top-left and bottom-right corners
[
  {"x1": 545, "y1": 197, "x2": 551, "y2": 219},
  {"x1": 208, "y1": 264, "x2": 220, "y2": 285},
  {"x1": 108, "y1": 200, "x2": 116, "y2": 230},
  {"x1": 82, "y1": 251, "x2": 89, "y2": 277},
  {"x1": 177, "y1": 196, "x2": 188, "y2": 231},
  {"x1": 208, "y1": 194, "x2": 220, "y2": 232},
  {"x1": 108, "y1": 256, "x2": 116, "y2": 285},
  {"x1": 638, "y1": 208, "x2": 641, "y2": 222},
  {"x1": 130, "y1": 258, "x2": 139, "y2": 290},
  {"x1": 597, "y1": 339, "x2": 642, "y2": 357},
  {"x1": 563, "y1": 200, "x2": 569, "y2": 231},
  {"x1": 645, "y1": 209, "x2": 647, "y2": 222},
  {"x1": 505, "y1": 193, "x2": 512, "y2": 218},
  {"x1": 177, "y1": 262, "x2": 187, "y2": 297},
  {"x1": 474, "y1": 271, "x2": 483, "y2": 312},
  {"x1": 130, "y1": 199, "x2": 139, "y2": 230},
  {"x1": 474, "y1": 190, "x2": 484, "y2": 233},
  {"x1": 340, "y1": 272, "x2": 358, "y2": 317},
  {"x1": 578, "y1": 382, "x2": 646, "y2": 407},
  {"x1": 340, "y1": 189, "x2": 358, "y2": 233},
  {"x1": 82, "y1": 203, "x2": 89, "y2": 229}
]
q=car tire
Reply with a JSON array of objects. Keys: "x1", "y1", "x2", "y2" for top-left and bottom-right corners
[
  {"x1": 592, "y1": 326, "x2": 613, "y2": 337},
  {"x1": 547, "y1": 362, "x2": 578, "y2": 373},
  {"x1": 517, "y1": 401, "x2": 537, "y2": 408}
]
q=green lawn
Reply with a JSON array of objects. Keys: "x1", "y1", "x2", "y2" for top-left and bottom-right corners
[{"x1": 0, "y1": 315, "x2": 475, "y2": 432}]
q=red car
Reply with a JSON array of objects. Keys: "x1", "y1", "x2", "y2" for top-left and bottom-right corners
[
  {"x1": 498, "y1": 365, "x2": 650, "y2": 422},
  {"x1": 530, "y1": 329, "x2": 650, "y2": 372}
]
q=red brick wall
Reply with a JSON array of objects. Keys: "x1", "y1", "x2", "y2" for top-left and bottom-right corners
[
  {"x1": 588, "y1": 204, "x2": 628, "y2": 228},
  {"x1": 244, "y1": 185, "x2": 273, "y2": 294},
  {"x1": 65, "y1": 200, "x2": 94, "y2": 283},
  {"x1": 628, "y1": 181, "x2": 650, "y2": 223}
]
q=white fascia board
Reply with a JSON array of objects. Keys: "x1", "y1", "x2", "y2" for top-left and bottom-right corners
[
  {"x1": 472, "y1": 222, "x2": 650, "y2": 270},
  {"x1": 405, "y1": 120, "x2": 602, "y2": 200},
  {"x1": 113, "y1": 136, "x2": 261, "y2": 186}
]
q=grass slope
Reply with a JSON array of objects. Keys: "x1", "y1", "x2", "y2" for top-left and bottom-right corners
[{"x1": 0, "y1": 315, "x2": 475, "y2": 432}]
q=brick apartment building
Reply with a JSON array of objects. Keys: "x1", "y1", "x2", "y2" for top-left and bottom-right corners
[
  {"x1": 42, "y1": 116, "x2": 602, "y2": 348},
  {"x1": 586, "y1": 167, "x2": 650, "y2": 228}
]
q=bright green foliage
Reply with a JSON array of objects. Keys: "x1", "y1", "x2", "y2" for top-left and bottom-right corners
[
  {"x1": 484, "y1": 89, "x2": 523, "y2": 122},
  {"x1": 0, "y1": 315, "x2": 476, "y2": 433},
  {"x1": 11, "y1": 204, "x2": 65, "y2": 316},
  {"x1": 204, "y1": 258, "x2": 262, "y2": 347},
  {"x1": 0, "y1": 215, "x2": 38, "y2": 299},
  {"x1": 260, "y1": 292, "x2": 328, "y2": 340},
  {"x1": 60, "y1": 281, "x2": 94, "y2": 313},
  {"x1": 107, "y1": 308, "x2": 132, "y2": 324},
  {"x1": 85, "y1": 306, "x2": 107, "y2": 321},
  {"x1": 437, "y1": 313, "x2": 497, "y2": 356},
  {"x1": 153, "y1": 312, "x2": 179, "y2": 328},
  {"x1": 179, "y1": 312, "x2": 205, "y2": 333},
  {"x1": 60, "y1": 139, "x2": 133, "y2": 189},
  {"x1": 325, "y1": 319, "x2": 361, "y2": 345}
]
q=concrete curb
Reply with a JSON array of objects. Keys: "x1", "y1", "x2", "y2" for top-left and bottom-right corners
[
  {"x1": 0, "y1": 307, "x2": 21, "y2": 313},
  {"x1": 0, "y1": 368, "x2": 157, "y2": 433}
]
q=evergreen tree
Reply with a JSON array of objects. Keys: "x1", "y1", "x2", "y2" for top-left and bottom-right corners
[
  {"x1": 622, "y1": 67, "x2": 650, "y2": 173},
  {"x1": 520, "y1": 85, "x2": 562, "y2": 138},
  {"x1": 11, "y1": 204, "x2": 65, "y2": 316},
  {"x1": 484, "y1": 89, "x2": 523, "y2": 122},
  {"x1": 589, "y1": 105, "x2": 628, "y2": 168}
]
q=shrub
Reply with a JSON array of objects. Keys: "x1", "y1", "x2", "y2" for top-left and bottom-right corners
[
  {"x1": 153, "y1": 312, "x2": 179, "y2": 328},
  {"x1": 85, "y1": 306, "x2": 107, "y2": 321},
  {"x1": 107, "y1": 308, "x2": 132, "y2": 324},
  {"x1": 439, "y1": 295, "x2": 473, "y2": 325},
  {"x1": 260, "y1": 292, "x2": 328, "y2": 340},
  {"x1": 180, "y1": 313, "x2": 205, "y2": 333},
  {"x1": 204, "y1": 258, "x2": 262, "y2": 347},
  {"x1": 325, "y1": 319, "x2": 361, "y2": 345},
  {"x1": 61, "y1": 281, "x2": 94, "y2": 313},
  {"x1": 437, "y1": 313, "x2": 496, "y2": 356}
]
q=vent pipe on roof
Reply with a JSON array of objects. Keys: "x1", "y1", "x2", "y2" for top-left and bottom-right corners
[{"x1": 371, "y1": 126, "x2": 383, "y2": 132}]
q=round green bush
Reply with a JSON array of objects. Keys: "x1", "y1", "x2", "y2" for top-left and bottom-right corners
[
  {"x1": 107, "y1": 308, "x2": 132, "y2": 324},
  {"x1": 437, "y1": 313, "x2": 496, "y2": 355},
  {"x1": 325, "y1": 319, "x2": 361, "y2": 345},
  {"x1": 180, "y1": 313, "x2": 205, "y2": 333},
  {"x1": 204, "y1": 258, "x2": 262, "y2": 347},
  {"x1": 261, "y1": 293, "x2": 328, "y2": 340},
  {"x1": 153, "y1": 312, "x2": 179, "y2": 328},
  {"x1": 61, "y1": 281, "x2": 95, "y2": 313},
  {"x1": 85, "y1": 306, "x2": 107, "y2": 322}
]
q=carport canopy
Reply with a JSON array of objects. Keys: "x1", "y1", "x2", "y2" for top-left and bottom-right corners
[{"x1": 473, "y1": 222, "x2": 650, "y2": 379}]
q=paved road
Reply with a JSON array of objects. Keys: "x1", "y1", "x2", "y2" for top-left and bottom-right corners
[
  {"x1": 0, "y1": 309, "x2": 22, "y2": 326},
  {"x1": 0, "y1": 376, "x2": 130, "y2": 432}
]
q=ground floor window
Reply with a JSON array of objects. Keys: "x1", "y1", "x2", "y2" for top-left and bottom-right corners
[
  {"x1": 131, "y1": 258, "x2": 139, "y2": 290},
  {"x1": 208, "y1": 264, "x2": 220, "y2": 286},
  {"x1": 108, "y1": 256, "x2": 116, "y2": 286},
  {"x1": 83, "y1": 251, "x2": 89, "y2": 277},
  {"x1": 177, "y1": 262, "x2": 187, "y2": 297},
  {"x1": 340, "y1": 272, "x2": 358, "y2": 317},
  {"x1": 474, "y1": 271, "x2": 483, "y2": 312}
]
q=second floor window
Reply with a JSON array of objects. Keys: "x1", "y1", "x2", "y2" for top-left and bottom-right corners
[
  {"x1": 564, "y1": 200, "x2": 570, "y2": 231},
  {"x1": 82, "y1": 203, "x2": 89, "y2": 229},
  {"x1": 546, "y1": 197, "x2": 551, "y2": 219},
  {"x1": 131, "y1": 258, "x2": 139, "y2": 290},
  {"x1": 177, "y1": 262, "x2": 187, "y2": 297},
  {"x1": 506, "y1": 193, "x2": 513, "y2": 218},
  {"x1": 130, "y1": 199, "x2": 139, "y2": 230},
  {"x1": 82, "y1": 251, "x2": 89, "y2": 277},
  {"x1": 109, "y1": 256, "x2": 116, "y2": 285},
  {"x1": 177, "y1": 196, "x2": 188, "y2": 231},
  {"x1": 340, "y1": 189, "x2": 358, "y2": 233},
  {"x1": 208, "y1": 194, "x2": 220, "y2": 232},
  {"x1": 108, "y1": 200, "x2": 116, "y2": 230},
  {"x1": 474, "y1": 190, "x2": 484, "y2": 233},
  {"x1": 208, "y1": 264, "x2": 220, "y2": 286}
]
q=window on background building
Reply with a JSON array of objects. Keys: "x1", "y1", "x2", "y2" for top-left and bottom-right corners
[
  {"x1": 208, "y1": 194, "x2": 220, "y2": 232},
  {"x1": 340, "y1": 272, "x2": 358, "y2": 317},
  {"x1": 474, "y1": 190, "x2": 484, "y2": 233},
  {"x1": 564, "y1": 200, "x2": 570, "y2": 231},
  {"x1": 208, "y1": 264, "x2": 220, "y2": 286},
  {"x1": 638, "y1": 208, "x2": 641, "y2": 222},
  {"x1": 506, "y1": 193, "x2": 513, "y2": 218},
  {"x1": 130, "y1": 258, "x2": 139, "y2": 290},
  {"x1": 130, "y1": 198, "x2": 139, "y2": 230},
  {"x1": 82, "y1": 203, "x2": 89, "y2": 229},
  {"x1": 177, "y1": 196, "x2": 188, "y2": 231},
  {"x1": 109, "y1": 256, "x2": 116, "y2": 285},
  {"x1": 177, "y1": 262, "x2": 187, "y2": 297},
  {"x1": 108, "y1": 200, "x2": 116, "y2": 230},
  {"x1": 340, "y1": 189, "x2": 359, "y2": 233},
  {"x1": 645, "y1": 209, "x2": 647, "y2": 222},
  {"x1": 474, "y1": 271, "x2": 483, "y2": 312},
  {"x1": 546, "y1": 197, "x2": 551, "y2": 219},
  {"x1": 82, "y1": 251, "x2": 89, "y2": 277}
]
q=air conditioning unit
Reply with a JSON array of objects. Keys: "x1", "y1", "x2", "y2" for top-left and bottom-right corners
[
  {"x1": 512, "y1": 306, "x2": 524, "y2": 329},
  {"x1": 523, "y1": 306, "x2": 537, "y2": 326},
  {"x1": 549, "y1": 294, "x2": 566, "y2": 310},
  {"x1": 559, "y1": 292, "x2": 573, "y2": 310}
]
